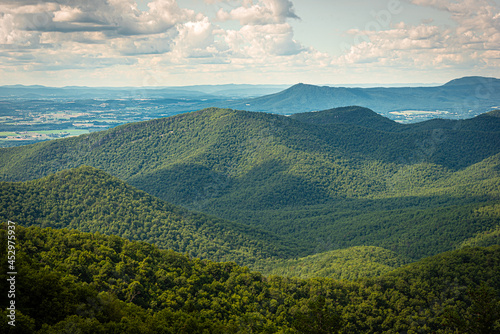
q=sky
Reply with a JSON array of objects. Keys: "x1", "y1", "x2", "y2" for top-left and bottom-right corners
[{"x1": 0, "y1": 0, "x2": 499, "y2": 86}]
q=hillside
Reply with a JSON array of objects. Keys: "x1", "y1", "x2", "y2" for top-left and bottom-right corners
[
  {"x1": 1, "y1": 107, "x2": 499, "y2": 260},
  {"x1": 0, "y1": 166, "x2": 295, "y2": 264},
  {"x1": 290, "y1": 105, "x2": 407, "y2": 132},
  {"x1": 290, "y1": 105, "x2": 500, "y2": 133},
  {"x1": 0, "y1": 166, "x2": 423, "y2": 279},
  {"x1": 2, "y1": 224, "x2": 500, "y2": 333},
  {"x1": 224, "y1": 76, "x2": 500, "y2": 120},
  {"x1": 253, "y1": 246, "x2": 412, "y2": 280},
  {"x1": 2, "y1": 107, "x2": 499, "y2": 180}
]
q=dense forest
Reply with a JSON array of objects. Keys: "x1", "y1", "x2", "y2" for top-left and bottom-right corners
[
  {"x1": 2, "y1": 164, "x2": 500, "y2": 277},
  {"x1": 1, "y1": 106, "x2": 500, "y2": 332},
  {"x1": 1, "y1": 107, "x2": 499, "y2": 261},
  {"x1": 1, "y1": 224, "x2": 500, "y2": 333},
  {"x1": 253, "y1": 246, "x2": 412, "y2": 280},
  {"x1": 0, "y1": 166, "x2": 296, "y2": 265}
]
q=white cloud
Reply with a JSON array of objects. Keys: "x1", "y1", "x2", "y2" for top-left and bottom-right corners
[
  {"x1": 173, "y1": 17, "x2": 215, "y2": 57},
  {"x1": 0, "y1": 0, "x2": 497, "y2": 86},
  {"x1": 0, "y1": 0, "x2": 327, "y2": 86},
  {"x1": 0, "y1": 0, "x2": 195, "y2": 37},
  {"x1": 0, "y1": 0, "x2": 207, "y2": 71},
  {"x1": 216, "y1": 0, "x2": 299, "y2": 25},
  {"x1": 410, "y1": 0, "x2": 499, "y2": 49},
  {"x1": 336, "y1": 0, "x2": 499, "y2": 73},
  {"x1": 229, "y1": 23, "x2": 304, "y2": 56},
  {"x1": 0, "y1": 0, "x2": 314, "y2": 80}
]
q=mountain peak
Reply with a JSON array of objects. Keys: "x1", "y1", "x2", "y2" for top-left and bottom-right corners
[
  {"x1": 484, "y1": 109, "x2": 500, "y2": 118},
  {"x1": 284, "y1": 83, "x2": 322, "y2": 91},
  {"x1": 290, "y1": 106, "x2": 398, "y2": 131},
  {"x1": 443, "y1": 76, "x2": 500, "y2": 87}
]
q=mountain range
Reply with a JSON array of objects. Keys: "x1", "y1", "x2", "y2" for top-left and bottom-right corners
[
  {"x1": 1, "y1": 106, "x2": 499, "y2": 265},
  {"x1": 0, "y1": 84, "x2": 289, "y2": 100},
  {"x1": 224, "y1": 76, "x2": 500, "y2": 121},
  {"x1": 2, "y1": 224, "x2": 500, "y2": 332},
  {"x1": 2, "y1": 76, "x2": 499, "y2": 123},
  {"x1": 2, "y1": 103, "x2": 500, "y2": 332}
]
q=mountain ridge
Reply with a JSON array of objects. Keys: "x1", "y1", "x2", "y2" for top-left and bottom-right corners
[
  {"x1": 3, "y1": 223, "x2": 500, "y2": 332},
  {"x1": 1, "y1": 106, "x2": 499, "y2": 262},
  {"x1": 223, "y1": 76, "x2": 500, "y2": 119},
  {"x1": 289, "y1": 106, "x2": 400, "y2": 131},
  {"x1": 0, "y1": 165, "x2": 297, "y2": 264},
  {"x1": 443, "y1": 75, "x2": 500, "y2": 86}
]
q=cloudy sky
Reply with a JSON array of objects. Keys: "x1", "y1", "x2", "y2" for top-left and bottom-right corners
[{"x1": 0, "y1": 0, "x2": 499, "y2": 86}]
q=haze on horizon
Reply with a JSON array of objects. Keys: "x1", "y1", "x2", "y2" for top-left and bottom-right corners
[{"x1": 0, "y1": 0, "x2": 499, "y2": 87}]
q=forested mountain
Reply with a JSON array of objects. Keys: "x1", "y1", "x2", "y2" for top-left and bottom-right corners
[
  {"x1": 1, "y1": 106, "x2": 499, "y2": 262},
  {"x1": 290, "y1": 106, "x2": 500, "y2": 133},
  {"x1": 253, "y1": 246, "x2": 413, "y2": 280},
  {"x1": 224, "y1": 76, "x2": 500, "y2": 119},
  {"x1": 2, "y1": 224, "x2": 500, "y2": 333},
  {"x1": 0, "y1": 166, "x2": 297, "y2": 264},
  {"x1": 2, "y1": 105, "x2": 500, "y2": 332},
  {"x1": 0, "y1": 166, "x2": 422, "y2": 279}
]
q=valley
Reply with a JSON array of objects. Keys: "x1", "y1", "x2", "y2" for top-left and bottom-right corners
[
  {"x1": 1, "y1": 94, "x2": 499, "y2": 333},
  {"x1": 1, "y1": 106, "x2": 499, "y2": 265},
  {"x1": 2, "y1": 76, "x2": 499, "y2": 147},
  {"x1": 2, "y1": 224, "x2": 500, "y2": 332},
  {"x1": 3, "y1": 0, "x2": 499, "y2": 330}
]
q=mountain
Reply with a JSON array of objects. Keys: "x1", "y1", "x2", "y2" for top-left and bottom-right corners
[
  {"x1": 459, "y1": 225, "x2": 500, "y2": 249},
  {"x1": 2, "y1": 224, "x2": 500, "y2": 333},
  {"x1": 1, "y1": 107, "x2": 499, "y2": 262},
  {"x1": 224, "y1": 76, "x2": 500, "y2": 121},
  {"x1": 289, "y1": 106, "x2": 402, "y2": 131},
  {"x1": 0, "y1": 165, "x2": 440, "y2": 280},
  {"x1": 253, "y1": 245, "x2": 412, "y2": 280},
  {"x1": 291, "y1": 105, "x2": 500, "y2": 133},
  {"x1": 0, "y1": 166, "x2": 295, "y2": 264},
  {"x1": 0, "y1": 84, "x2": 289, "y2": 99},
  {"x1": 443, "y1": 75, "x2": 497, "y2": 87}
]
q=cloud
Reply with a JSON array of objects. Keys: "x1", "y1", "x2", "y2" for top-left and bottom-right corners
[
  {"x1": 0, "y1": 0, "x2": 195, "y2": 37},
  {"x1": 409, "y1": 0, "x2": 500, "y2": 48},
  {"x1": 206, "y1": 0, "x2": 306, "y2": 63},
  {"x1": 228, "y1": 23, "x2": 304, "y2": 56},
  {"x1": 337, "y1": 0, "x2": 499, "y2": 72},
  {"x1": 216, "y1": 0, "x2": 299, "y2": 25},
  {"x1": 0, "y1": 0, "x2": 208, "y2": 70},
  {"x1": 0, "y1": 0, "x2": 314, "y2": 78},
  {"x1": 3, "y1": 0, "x2": 494, "y2": 86},
  {"x1": 173, "y1": 17, "x2": 216, "y2": 57}
]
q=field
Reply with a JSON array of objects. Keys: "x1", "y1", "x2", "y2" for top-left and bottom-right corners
[{"x1": 0, "y1": 98, "x2": 209, "y2": 147}]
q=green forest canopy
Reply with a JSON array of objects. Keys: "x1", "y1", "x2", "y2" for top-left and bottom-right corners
[
  {"x1": 1, "y1": 107, "x2": 499, "y2": 262},
  {"x1": 1, "y1": 224, "x2": 500, "y2": 333}
]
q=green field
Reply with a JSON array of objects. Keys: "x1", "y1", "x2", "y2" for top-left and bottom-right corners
[
  {"x1": 0, "y1": 132, "x2": 17, "y2": 136},
  {"x1": 0, "y1": 129, "x2": 91, "y2": 147},
  {"x1": 26, "y1": 129, "x2": 90, "y2": 135}
]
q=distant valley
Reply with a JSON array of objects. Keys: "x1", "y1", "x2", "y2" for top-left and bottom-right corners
[
  {"x1": 1, "y1": 76, "x2": 499, "y2": 147},
  {"x1": 0, "y1": 84, "x2": 287, "y2": 148},
  {"x1": 225, "y1": 76, "x2": 500, "y2": 121}
]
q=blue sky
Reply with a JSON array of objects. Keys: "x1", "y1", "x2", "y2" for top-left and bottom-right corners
[{"x1": 0, "y1": 0, "x2": 498, "y2": 86}]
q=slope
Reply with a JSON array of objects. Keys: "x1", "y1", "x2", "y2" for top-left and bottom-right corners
[
  {"x1": 253, "y1": 245, "x2": 412, "y2": 280},
  {"x1": 0, "y1": 166, "x2": 295, "y2": 264},
  {"x1": 290, "y1": 105, "x2": 500, "y2": 133},
  {"x1": 289, "y1": 106, "x2": 402, "y2": 132},
  {"x1": 2, "y1": 224, "x2": 500, "y2": 333},
  {"x1": 1, "y1": 107, "x2": 500, "y2": 260},
  {"x1": 224, "y1": 76, "x2": 500, "y2": 119},
  {"x1": 1, "y1": 107, "x2": 499, "y2": 181}
]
